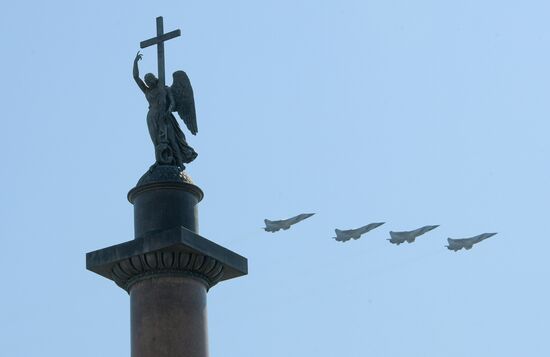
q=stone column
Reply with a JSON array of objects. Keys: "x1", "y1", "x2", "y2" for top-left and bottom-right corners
[
  {"x1": 130, "y1": 277, "x2": 208, "y2": 357},
  {"x1": 86, "y1": 166, "x2": 247, "y2": 357}
]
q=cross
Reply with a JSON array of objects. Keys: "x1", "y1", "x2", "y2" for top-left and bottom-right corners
[{"x1": 140, "y1": 16, "x2": 181, "y2": 87}]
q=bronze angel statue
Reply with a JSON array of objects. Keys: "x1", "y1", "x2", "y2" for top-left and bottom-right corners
[{"x1": 133, "y1": 51, "x2": 198, "y2": 169}]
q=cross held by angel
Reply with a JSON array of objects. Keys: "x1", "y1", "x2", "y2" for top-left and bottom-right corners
[{"x1": 133, "y1": 17, "x2": 198, "y2": 170}]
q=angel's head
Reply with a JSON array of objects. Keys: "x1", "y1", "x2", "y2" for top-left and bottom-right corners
[{"x1": 144, "y1": 73, "x2": 158, "y2": 88}]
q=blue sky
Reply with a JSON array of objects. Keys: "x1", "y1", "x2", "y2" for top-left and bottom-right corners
[{"x1": 1, "y1": 1, "x2": 549, "y2": 356}]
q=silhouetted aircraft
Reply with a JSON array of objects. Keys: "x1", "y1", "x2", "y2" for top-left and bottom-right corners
[
  {"x1": 333, "y1": 222, "x2": 385, "y2": 242},
  {"x1": 446, "y1": 233, "x2": 497, "y2": 251},
  {"x1": 263, "y1": 213, "x2": 315, "y2": 232},
  {"x1": 388, "y1": 225, "x2": 439, "y2": 245}
]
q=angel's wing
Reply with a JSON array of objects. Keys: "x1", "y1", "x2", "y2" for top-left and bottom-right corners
[{"x1": 170, "y1": 70, "x2": 198, "y2": 135}]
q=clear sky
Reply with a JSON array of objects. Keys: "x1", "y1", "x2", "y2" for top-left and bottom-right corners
[{"x1": 1, "y1": 1, "x2": 549, "y2": 356}]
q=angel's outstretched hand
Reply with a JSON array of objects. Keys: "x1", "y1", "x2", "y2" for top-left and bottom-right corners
[{"x1": 135, "y1": 51, "x2": 143, "y2": 62}]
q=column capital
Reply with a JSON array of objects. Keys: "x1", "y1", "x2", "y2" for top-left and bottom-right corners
[{"x1": 86, "y1": 226, "x2": 247, "y2": 292}]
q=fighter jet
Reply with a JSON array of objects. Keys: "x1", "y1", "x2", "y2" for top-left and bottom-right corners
[
  {"x1": 263, "y1": 213, "x2": 315, "y2": 232},
  {"x1": 333, "y1": 222, "x2": 385, "y2": 242},
  {"x1": 446, "y1": 233, "x2": 497, "y2": 251},
  {"x1": 388, "y1": 225, "x2": 439, "y2": 245}
]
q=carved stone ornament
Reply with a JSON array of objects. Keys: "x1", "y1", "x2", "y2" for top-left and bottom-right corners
[
  {"x1": 112, "y1": 250, "x2": 224, "y2": 292},
  {"x1": 86, "y1": 226, "x2": 248, "y2": 294}
]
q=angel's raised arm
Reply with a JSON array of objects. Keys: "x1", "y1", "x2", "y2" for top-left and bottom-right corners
[{"x1": 133, "y1": 51, "x2": 147, "y2": 93}]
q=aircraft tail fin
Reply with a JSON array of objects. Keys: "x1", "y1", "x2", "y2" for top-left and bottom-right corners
[{"x1": 263, "y1": 219, "x2": 277, "y2": 232}]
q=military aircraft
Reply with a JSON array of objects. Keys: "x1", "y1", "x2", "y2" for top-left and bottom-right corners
[
  {"x1": 388, "y1": 225, "x2": 439, "y2": 245},
  {"x1": 333, "y1": 222, "x2": 385, "y2": 242},
  {"x1": 446, "y1": 233, "x2": 498, "y2": 251},
  {"x1": 263, "y1": 213, "x2": 315, "y2": 232}
]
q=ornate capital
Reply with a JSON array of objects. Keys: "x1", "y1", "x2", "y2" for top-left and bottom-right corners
[
  {"x1": 87, "y1": 226, "x2": 247, "y2": 293},
  {"x1": 111, "y1": 250, "x2": 224, "y2": 292}
]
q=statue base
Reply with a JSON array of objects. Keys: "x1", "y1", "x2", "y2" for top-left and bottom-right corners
[{"x1": 136, "y1": 164, "x2": 195, "y2": 186}]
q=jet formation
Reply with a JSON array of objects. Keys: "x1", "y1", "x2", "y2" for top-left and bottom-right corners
[{"x1": 263, "y1": 214, "x2": 497, "y2": 251}]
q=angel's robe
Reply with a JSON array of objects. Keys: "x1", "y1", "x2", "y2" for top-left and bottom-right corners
[{"x1": 145, "y1": 85, "x2": 197, "y2": 167}]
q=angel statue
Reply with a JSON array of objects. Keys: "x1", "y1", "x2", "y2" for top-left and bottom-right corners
[{"x1": 133, "y1": 51, "x2": 198, "y2": 169}]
